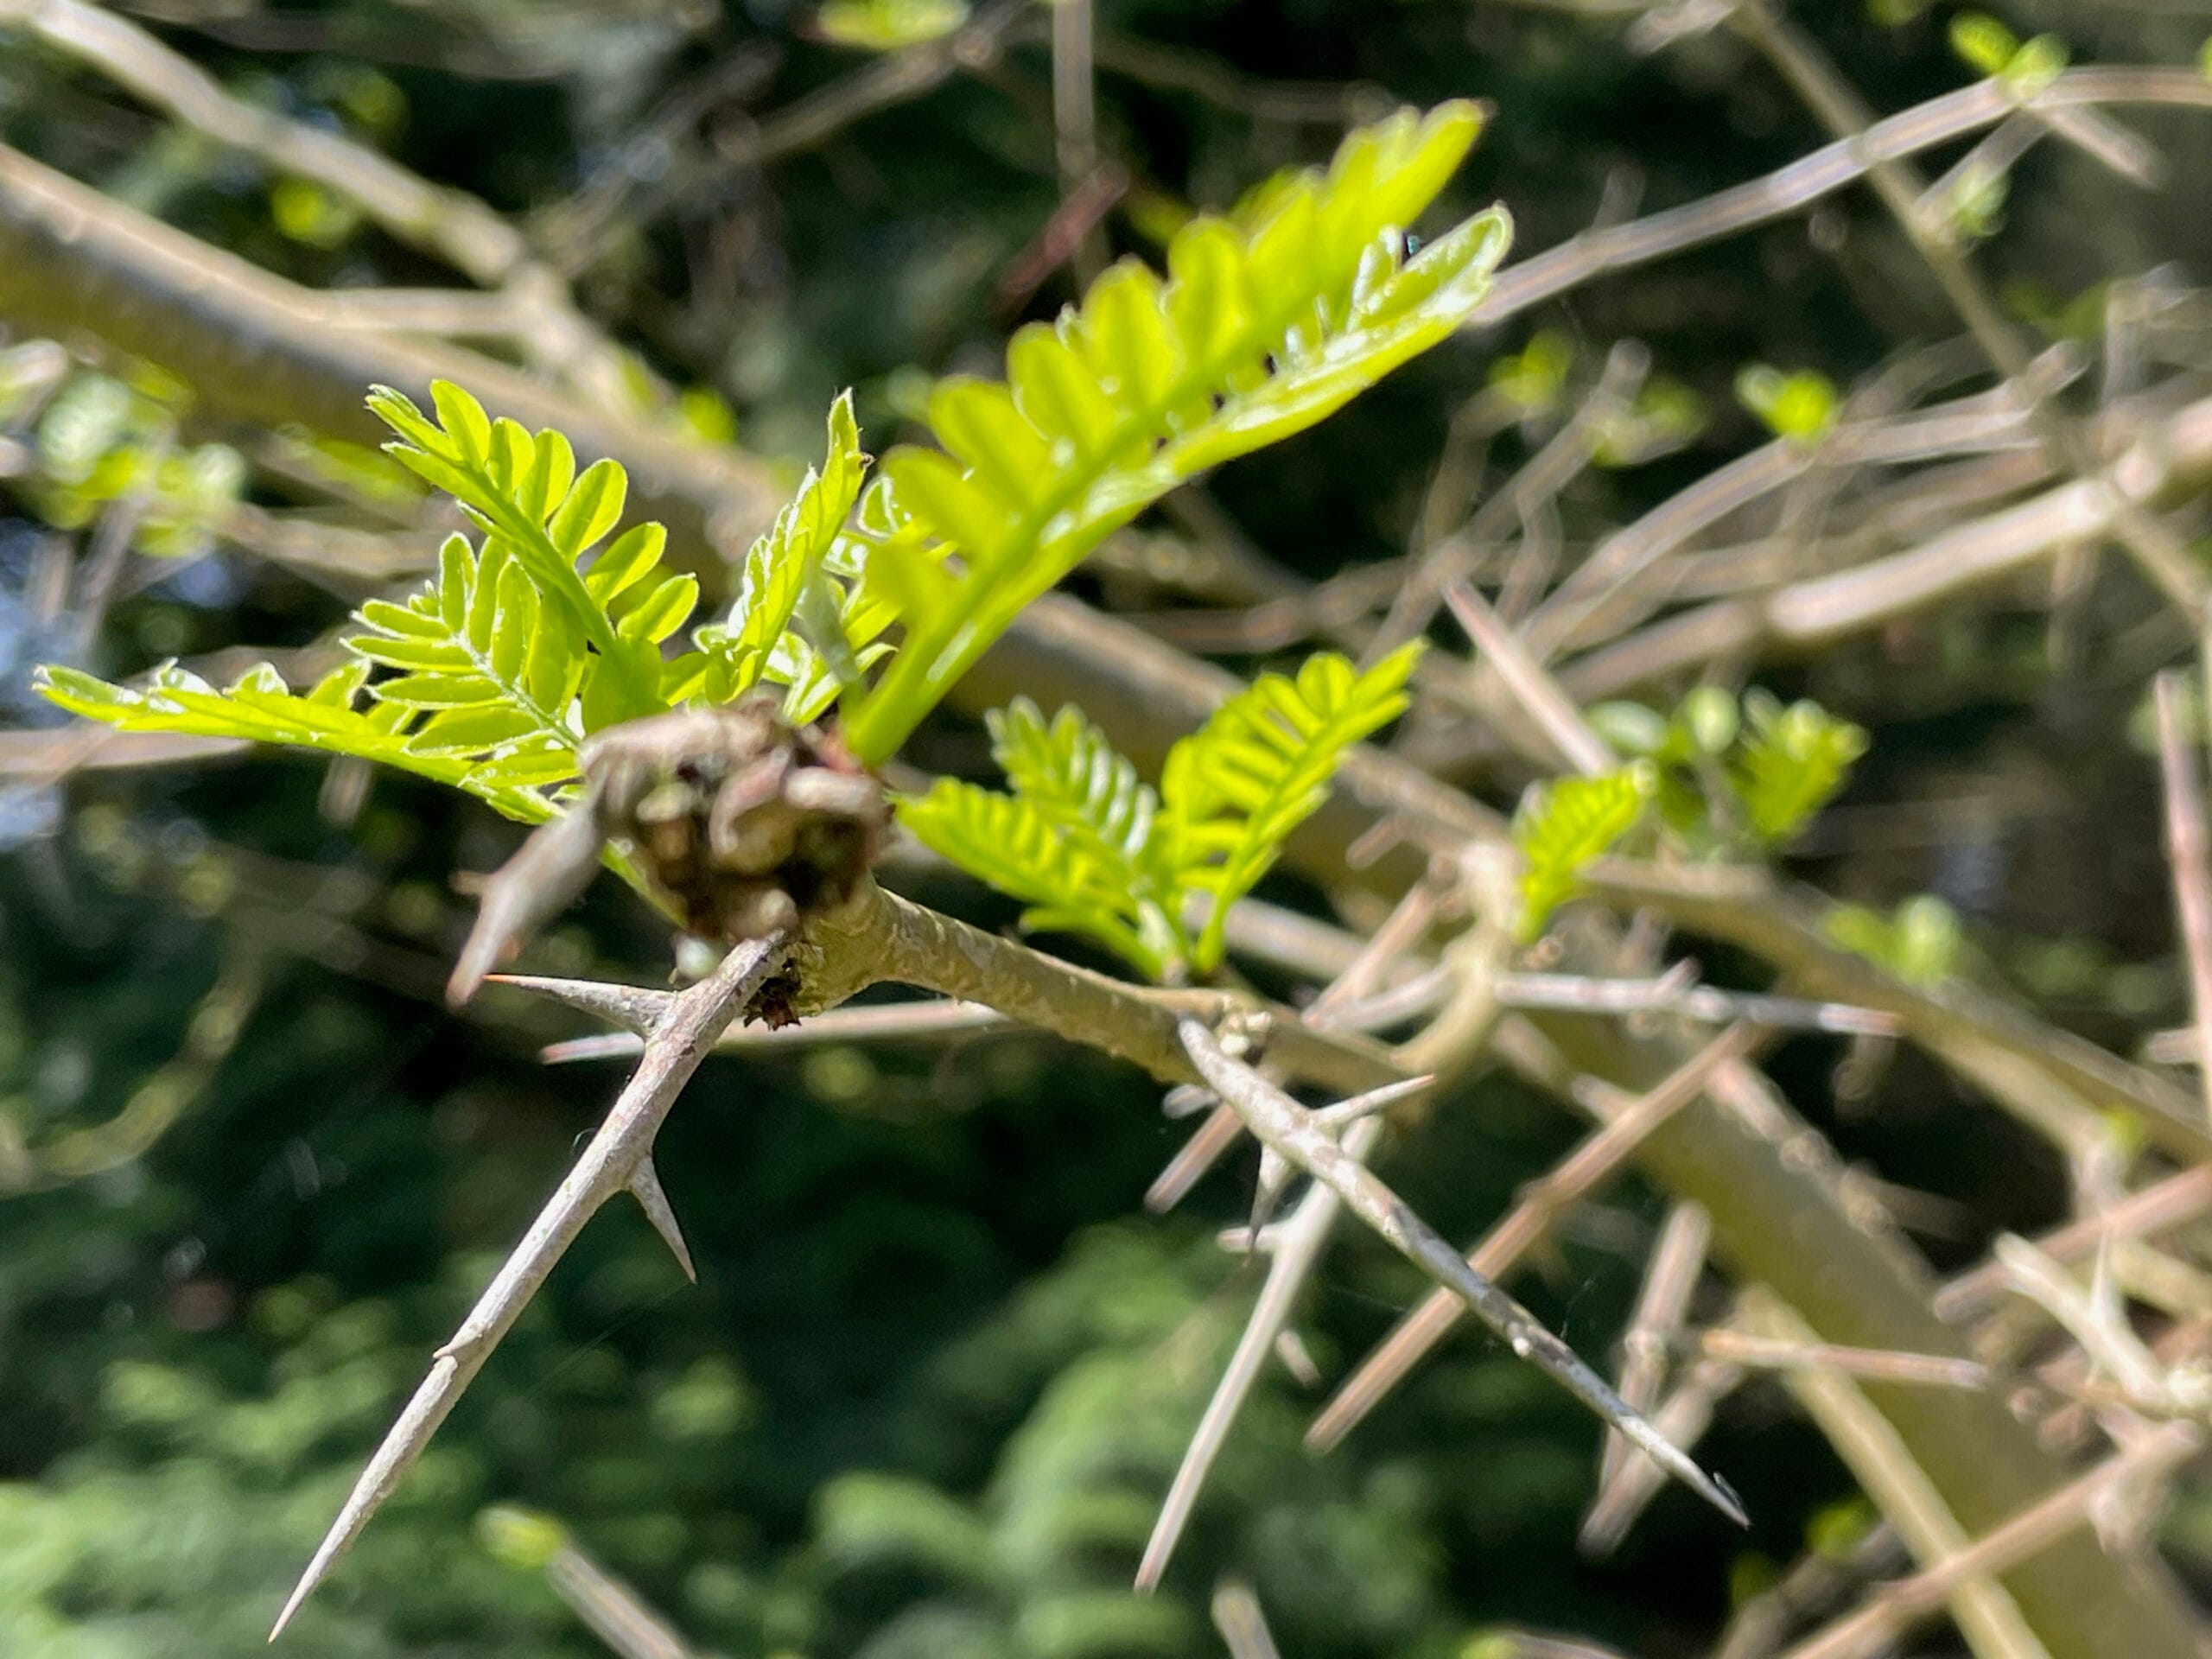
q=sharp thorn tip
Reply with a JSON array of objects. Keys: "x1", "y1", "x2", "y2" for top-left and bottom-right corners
[{"x1": 630, "y1": 1161, "x2": 696, "y2": 1282}]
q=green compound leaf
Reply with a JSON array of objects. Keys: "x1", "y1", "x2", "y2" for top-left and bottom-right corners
[
  {"x1": 898, "y1": 778, "x2": 1173, "y2": 976},
  {"x1": 1512, "y1": 762, "x2": 1657, "y2": 942},
  {"x1": 838, "y1": 102, "x2": 1510, "y2": 765},
  {"x1": 987, "y1": 698, "x2": 1186, "y2": 974},
  {"x1": 27, "y1": 368, "x2": 247, "y2": 561},
  {"x1": 990, "y1": 698, "x2": 1171, "y2": 880},
  {"x1": 690, "y1": 392, "x2": 868, "y2": 707},
  {"x1": 34, "y1": 659, "x2": 561, "y2": 824},
  {"x1": 1161, "y1": 644, "x2": 1422, "y2": 973},
  {"x1": 902, "y1": 648, "x2": 1415, "y2": 981},
  {"x1": 1728, "y1": 690, "x2": 1868, "y2": 844},
  {"x1": 34, "y1": 379, "x2": 716, "y2": 819},
  {"x1": 347, "y1": 531, "x2": 586, "y2": 779},
  {"x1": 37, "y1": 378, "x2": 871, "y2": 820},
  {"x1": 366, "y1": 379, "x2": 678, "y2": 724}
]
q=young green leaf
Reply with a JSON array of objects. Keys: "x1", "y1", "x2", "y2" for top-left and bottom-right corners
[
  {"x1": 346, "y1": 531, "x2": 587, "y2": 778},
  {"x1": 365, "y1": 380, "x2": 674, "y2": 724},
  {"x1": 987, "y1": 698, "x2": 1188, "y2": 975},
  {"x1": 1512, "y1": 763, "x2": 1656, "y2": 941},
  {"x1": 1729, "y1": 690, "x2": 1868, "y2": 844},
  {"x1": 906, "y1": 650, "x2": 1416, "y2": 982},
  {"x1": 1734, "y1": 365, "x2": 1838, "y2": 445},
  {"x1": 694, "y1": 392, "x2": 868, "y2": 705},
  {"x1": 897, "y1": 778, "x2": 1173, "y2": 976},
  {"x1": 1162, "y1": 644, "x2": 1422, "y2": 972},
  {"x1": 33, "y1": 659, "x2": 562, "y2": 824},
  {"x1": 838, "y1": 104, "x2": 1511, "y2": 765}
]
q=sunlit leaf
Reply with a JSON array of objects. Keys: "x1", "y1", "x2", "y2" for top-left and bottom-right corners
[
  {"x1": 1513, "y1": 763, "x2": 1656, "y2": 941},
  {"x1": 840, "y1": 103, "x2": 1510, "y2": 764}
]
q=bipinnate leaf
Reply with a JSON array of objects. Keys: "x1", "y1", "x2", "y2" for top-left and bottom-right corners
[
  {"x1": 365, "y1": 380, "x2": 678, "y2": 723},
  {"x1": 902, "y1": 647, "x2": 1421, "y2": 980},
  {"x1": 33, "y1": 381, "x2": 712, "y2": 823},
  {"x1": 1512, "y1": 764, "x2": 1657, "y2": 941},
  {"x1": 346, "y1": 531, "x2": 584, "y2": 781},
  {"x1": 838, "y1": 102, "x2": 1510, "y2": 764},
  {"x1": 1162, "y1": 644, "x2": 1423, "y2": 972},
  {"x1": 34, "y1": 658, "x2": 564, "y2": 822},
  {"x1": 898, "y1": 778, "x2": 1173, "y2": 976}
]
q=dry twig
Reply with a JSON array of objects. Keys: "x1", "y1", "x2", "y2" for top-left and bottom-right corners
[
  {"x1": 1773, "y1": 1423, "x2": 2202, "y2": 1659},
  {"x1": 2154, "y1": 671, "x2": 2212, "y2": 1120}
]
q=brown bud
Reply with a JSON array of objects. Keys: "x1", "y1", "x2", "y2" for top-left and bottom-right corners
[{"x1": 582, "y1": 695, "x2": 888, "y2": 945}]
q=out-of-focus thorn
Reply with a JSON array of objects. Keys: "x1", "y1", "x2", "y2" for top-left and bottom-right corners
[
  {"x1": 1274, "y1": 1329, "x2": 1321, "y2": 1388},
  {"x1": 449, "y1": 806, "x2": 604, "y2": 1006}
]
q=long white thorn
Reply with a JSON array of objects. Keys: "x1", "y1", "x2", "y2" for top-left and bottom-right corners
[
  {"x1": 1177, "y1": 1017, "x2": 1749, "y2": 1532},
  {"x1": 269, "y1": 934, "x2": 785, "y2": 1641},
  {"x1": 448, "y1": 807, "x2": 604, "y2": 1006},
  {"x1": 486, "y1": 973, "x2": 676, "y2": 1033},
  {"x1": 1137, "y1": 1116, "x2": 1378, "y2": 1593},
  {"x1": 628, "y1": 1159, "x2": 696, "y2": 1282}
]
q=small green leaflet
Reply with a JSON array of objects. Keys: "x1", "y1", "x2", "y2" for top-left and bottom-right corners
[
  {"x1": 685, "y1": 392, "x2": 869, "y2": 711},
  {"x1": 1512, "y1": 764, "x2": 1656, "y2": 942},
  {"x1": 1729, "y1": 691, "x2": 1867, "y2": 845},
  {"x1": 900, "y1": 645, "x2": 1421, "y2": 980}
]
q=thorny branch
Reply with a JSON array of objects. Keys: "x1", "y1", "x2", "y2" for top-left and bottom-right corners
[
  {"x1": 1175, "y1": 1014, "x2": 1749, "y2": 1527},
  {"x1": 270, "y1": 931, "x2": 789, "y2": 1639},
  {"x1": 16, "y1": 21, "x2": 2212, "y2": 1659},
  {"x1": 1306, "y1": 1021, "x2": 1757, "y2": 1452}
]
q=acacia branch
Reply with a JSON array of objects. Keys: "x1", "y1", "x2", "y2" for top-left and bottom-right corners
[
  {"x1": 1210, "y1": 1580, "x2": 1287, "y2": 1659},
  {"x1": 1580, "y1": 858, "x2": 2211, "y2": 1159},
  {"x1": 16, "y1": 47, "x2": 2212, "y2": 1655},
  {"x1": 270, "y1": 931, "x2": 787, "y2": 1640},
  {"x1": 0, "y1": 141, "x2": 779, "y2": 546},
  {"x1": 2154, "y1": 672, "x2": 2212, "y2": 1121},
  {"x1": 1176, "y1": 1014, "x2": 1748, "y2": 1528},
  {"x1": 2, "y1": 0, "x2": 524, "y2": 283},
  {"x1": 1465, "y1": 68, "x2": 2212, "y2": 336},
  {"x1": 1935, "y1": 1164, "x2": 2212, "y2": 1322},
  {"x1": 1134, "y1": 1116, "x2": 1382, "y2": 1594},
  {"x1": 1599, "y1": 1201, "x2": 1709, "y2": 1497},
  {"x1": 1554, "y1": 391, "x2": 2212, "y2": 702},
  {"x1": 1777, "y1": 1417, "x2": 2200, "y2": 1659},
  {"x1": 1735, "y1": 1288, "x2": 2050, "y2": 1659},
  {"x1": 1725, "y1": 2, "x2": 2209, "y2": 617},
  {"x1": 10, "y1": 64, "x2": 2211, "y2": 598},
  {"x1": 817, "y1": 880, "x2": 1405, "y2": 1099},
  {"x1": 1306, "y1": 1022, "x2": 1754, "y2": 1451}
]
